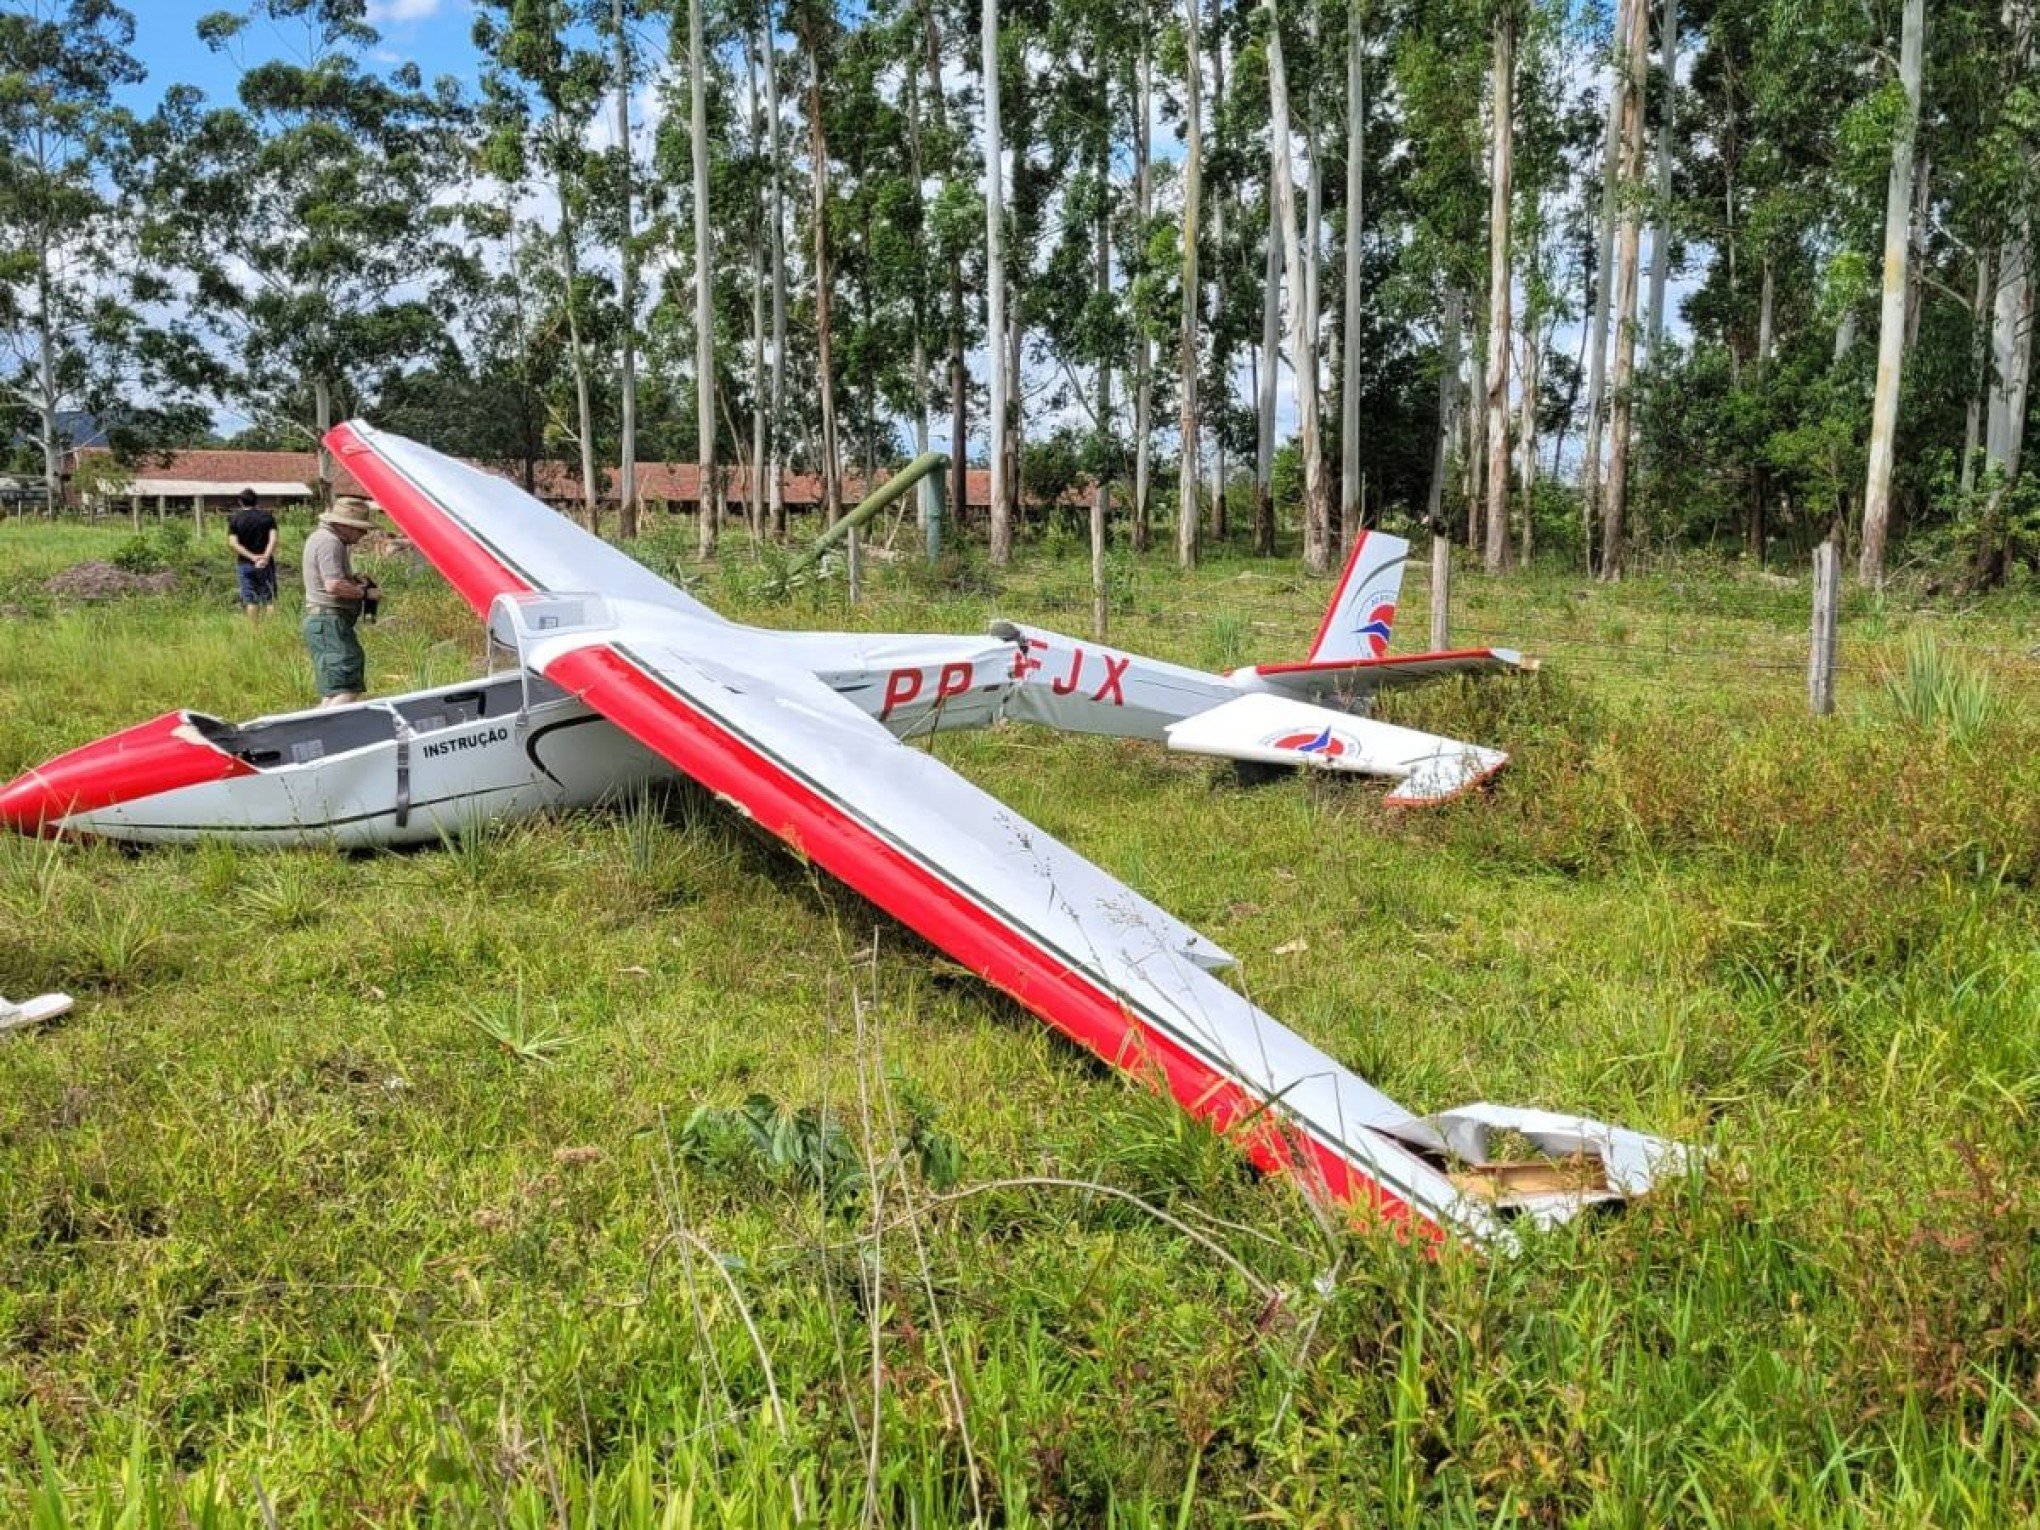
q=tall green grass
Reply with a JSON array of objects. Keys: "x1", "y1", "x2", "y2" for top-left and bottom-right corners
[{"x1": 2, "y1": 520, "x2": 2039, "y2": 1522}]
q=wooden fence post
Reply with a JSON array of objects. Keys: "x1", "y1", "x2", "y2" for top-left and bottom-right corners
[
  {"x1": 1809, "y1": 539, "x2": 1839, "y2": 715},
  {"x1": 1429, "y1": 533, "x2": 1451, "y2": 651}
]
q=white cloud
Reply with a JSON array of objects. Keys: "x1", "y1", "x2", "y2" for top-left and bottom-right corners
[{"x1": 367, "y1": 0, "x2": 445, "y2": 24}]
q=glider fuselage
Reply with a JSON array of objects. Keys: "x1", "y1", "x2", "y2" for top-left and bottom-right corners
[{"x1": 0, "y1": 617, "x2": 1268, "y2": 846}]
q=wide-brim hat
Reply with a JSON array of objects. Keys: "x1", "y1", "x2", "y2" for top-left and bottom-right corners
[{"x1": 322, "y1": 497, "x2": 380, "y2": 531}]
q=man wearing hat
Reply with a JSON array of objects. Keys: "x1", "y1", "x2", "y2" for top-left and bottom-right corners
[
  {"x1": 226, "y1": 486, "x2": 279, "y2": 617},
  {"x1": 301, "y1": 497, "x2": 382, "y2": 707}
]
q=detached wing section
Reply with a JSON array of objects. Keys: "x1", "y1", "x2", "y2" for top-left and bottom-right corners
[
  {"x1": 530, "y1": 629, "x2": 1510, "y2": 1245},
  {"x1": 1166, "y1": 693, "x2": 1507, "y2": 805},
  {"x1": 327, "y1": 420, "x2": 724, "y2": 624}
]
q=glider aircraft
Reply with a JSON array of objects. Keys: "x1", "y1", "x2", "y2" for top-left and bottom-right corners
[{"x1": 1, "y1": 423, "x2": 1691, "y2": 1246}]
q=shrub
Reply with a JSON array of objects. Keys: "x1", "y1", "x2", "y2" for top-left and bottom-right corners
[
  {"x1": 1885, "y1": 630, "x2": 2000, "y2": 742},
  {"x1": 109, "y1": 534, "x2": 165, "y2": 574}
]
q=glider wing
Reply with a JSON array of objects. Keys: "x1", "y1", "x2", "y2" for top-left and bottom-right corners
[
  {"x1": 530, "y1": 627, "x2": 1496, "y2": 1244},
  {"x1": 327, "y1": 421, "x2": 1692, "y2": 1246},
  {"x1": 328, "y1": 419, "x2": 725, "y2": 625}
]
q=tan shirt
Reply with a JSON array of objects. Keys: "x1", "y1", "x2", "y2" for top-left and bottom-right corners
[{"x1": 301, "y1": 525, "x2": 358, "y2": 613}]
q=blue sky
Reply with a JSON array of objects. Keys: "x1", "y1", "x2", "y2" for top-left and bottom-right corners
[{"x1": 120, "y1": 1, "x2": 483, "y2": 115}]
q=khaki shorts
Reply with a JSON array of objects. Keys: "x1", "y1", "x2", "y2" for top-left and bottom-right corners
[{"x1": 303, "y1": 610, "x2": 365, "y2": 696}]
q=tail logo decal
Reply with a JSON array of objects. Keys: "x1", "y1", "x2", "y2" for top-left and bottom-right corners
[
  {"x1": 1266, "y1": 726, "x2": 1351, "y2": 759},
  {"x1": 1356, "y1": 603, "x2": 1397, "y2": 658}
]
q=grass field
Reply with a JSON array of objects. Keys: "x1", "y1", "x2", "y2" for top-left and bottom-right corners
[{"x1": 3, "y1": 511, "x2": 2039, "y2": 1526}]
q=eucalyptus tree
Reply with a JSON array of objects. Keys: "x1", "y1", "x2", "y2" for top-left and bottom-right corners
[
  {"x1": 793, "y1": 0, "x2": 842, "y2": 524},
  {"x1": 1178, "y1": 0, "x2": 1205, "y2": 567},
  {"x1": 1263, "y1": 0, "x2": 1331, "y2": 573},
  {"x1": 1339, "y1": 0, "x2": 1367, "y2": 553},
  {"x1": 766, "y1": 0, "x2": 790, "y2": 535},
  {"x1": 162, "y1": 0, "x2": 459, "y2": 497},
  {"x1": 1391, "y1": 0, "x2": 1486, "y2": 551},
  {"x1": 0, "y1": 0, "x2": 202, "y2": 510},
  {"x1": 605, "y1": 0, "x2": 651, "y2": 537},
  {"x1": 1598, "y1": 0, "x2": 1645, "y2": 578},
  {"x1": 1578, "y1": 0, "x2": 1627, "y2": 568},
  {"x1": 685, "y1": 0, "x2": 718, "y2": 551},
  {"x1": 1976, "y1": 2, "x2": 2035, "y2": 587},
  {"x1": 1130, "y1": 11, "x2": 1157, "y2": 549},
  {"x1": 1858, "y1": 0, "x2": 1924, "y2": 585},
  {"x1": 1034, "y1": 0, "x2": 1128, "y2": 623},
  {"x1": 1481, "y1": 0, "x2": 1518, "y2": 570},
  {"x1": 473, "y1": 0, "x2": 612, "y2": 527},
  {"x1": 983, "y1": 0, "x2": 1011, "y2": 559}
]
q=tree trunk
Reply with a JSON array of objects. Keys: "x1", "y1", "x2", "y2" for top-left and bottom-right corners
[
  {"x1": 1904, "y1": 148, "x2": 1931, "y2": 351},
  {"x1": 1427, "y1": 289, "x2": 1462, "y2": 538},
  {"x1": 1984, "y1": 233, "x2": 2033, "y2": 505},
  {"x1": 1644, "y1": 0, "x2": 1676, "y2": 360},
  {"x1": 1266, "y1": 0, "x2": 1330, "y2": 574},
  {"x1": 1132, "y1": 16, "x2": 1153, "y2": 553},
  {"x1": 1518, "y1": 327, "x2": 1538, "y2": 561},
  {"x1": 984, "y1": 0, "x2": 1011, "y2": 563},
  {"x1": 1207, "y1": 0, "x2": 1227, "y2": 545},
  {"x1": 34, "y1": 246, "x2": 61, "y2": 515},
  {"x1": 614, "y1": 0, "x2": 640, "y2": 540},
  {"x1": 1960, "y1": 250, "x2": 1992, "y2": 499},
  {"x1": 1581, "y1": 0, "x2": 1628, "y2": 571},
  {"x1": 1859, "y1": 0, "x2": 1922, "y2": 587},
  {"x1": 809, "y1": 39, "x2": 841, "y2": 526},
  {"x1": 1600, "y1": 0, "x2": 1647, "y2": 581},
  {"x1": 313, "y1": 373, "x2": 333, "y2": 505},
  {"x1": 1483, "y1": 5, "x2": 1515, "y2": 572},
  {"x1": 768, "y1": 9, "x2": 789, "y2": 539},
  {"x1": 691, "y1": 0, "x2": 718, "y2": 555},
  {"x1": 1177, "y1": 0, "x2": 1203, "y2": 568},
  {"x1": 1977, "y1": 1, "x2": 2034, "y2": 589},
  {"x1": 1255, "y1": 201, "x2": 1280, "y2": 555},
  {"x1": 1093, "y1": 48, "x2": 1112, "y2": 639},
  {"x1": 1757, "y1": 252, "x2": 1774, "y2": 366},
  {"x1": 919, "y1": 0, "x2": 966, "y2": 544},
  {"x1": 746, "y1": 18, "x2": 768, "y2": 539},
  {"x1": 1465, "y1": 309, "x2": 1484, "y2": 548},
  {"x1": 1339, "y1": 0, "x2": 1365, "y2": 557},
  {"x1": 557, "y1": 191, "x2": 603, "y2": 537},
  {"x1": 1303, "y1": 42, "x2": 1325, "y2": 558}
]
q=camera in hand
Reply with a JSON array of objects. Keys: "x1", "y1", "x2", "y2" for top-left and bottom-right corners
[{"x1": 361, "y1": 581, "x2": 381, "y2": 623}]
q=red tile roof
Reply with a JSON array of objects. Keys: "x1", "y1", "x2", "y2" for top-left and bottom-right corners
[{"x1": 74, "y1": 447, "x2": 1085, "y2": 509}]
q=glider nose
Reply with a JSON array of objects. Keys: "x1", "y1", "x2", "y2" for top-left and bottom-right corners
[
  {"x1": 0, "y1": 766, "x2": 66, "y2": 837},
  {"x1": 0, "y1": 713, "x2": 255, "y2": 839}
]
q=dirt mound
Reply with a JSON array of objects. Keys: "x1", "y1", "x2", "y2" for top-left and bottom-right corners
[{"x1": 43, "y1": 561, "x2": 180, "y2": 600}]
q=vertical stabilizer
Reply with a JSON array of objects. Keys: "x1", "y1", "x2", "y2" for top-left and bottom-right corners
[{"x1": 1305, "y1": 531, "x2": 1410, "y2": 662}]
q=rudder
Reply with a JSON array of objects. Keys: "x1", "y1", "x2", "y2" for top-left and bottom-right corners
[{"x1": 1305, "y1": 531, "x2": 1410, "y2": 663}]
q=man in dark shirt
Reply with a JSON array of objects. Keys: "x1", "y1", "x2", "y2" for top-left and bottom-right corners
[{"x1": 227, "y1": 487, "x2": 279, "y2": 618}]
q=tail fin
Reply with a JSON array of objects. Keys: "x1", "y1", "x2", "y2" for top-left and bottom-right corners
[{"x1": 1305, "y1": 531, "x2": 1410, "y2": 663}]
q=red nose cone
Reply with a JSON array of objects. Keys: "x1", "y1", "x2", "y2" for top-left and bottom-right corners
[
  {"x1": 0, "y1": 766, "x2": 68, "y2": 837},
  {"x1": 0, "y1": 713, "x2": 254, "y2": 838}
]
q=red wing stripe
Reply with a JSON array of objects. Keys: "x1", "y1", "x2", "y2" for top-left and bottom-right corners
[
  {"x1": 326, "y1": 422, "x2": 533, "y2": 615},
  {"x1": 546, "y1": 644, "x2": 1446, "y2": 1247}
]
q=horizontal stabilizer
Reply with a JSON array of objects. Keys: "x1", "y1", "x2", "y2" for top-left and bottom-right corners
[
  {"x1": 1164, "y1": 692, "x2": 1505, "y2": 804},
  {"x1": 1235, "y1": 648, "x2": 1532, "y2": 705}
]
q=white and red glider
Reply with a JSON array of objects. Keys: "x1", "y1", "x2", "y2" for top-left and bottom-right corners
[{"x1": 1, "y1": 423, "x2": 1689, "y2": 1243}]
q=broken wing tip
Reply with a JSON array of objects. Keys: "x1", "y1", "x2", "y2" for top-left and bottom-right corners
[{"x1": 1382, "y1": 752, "x2": 1509, "y2": 809}]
